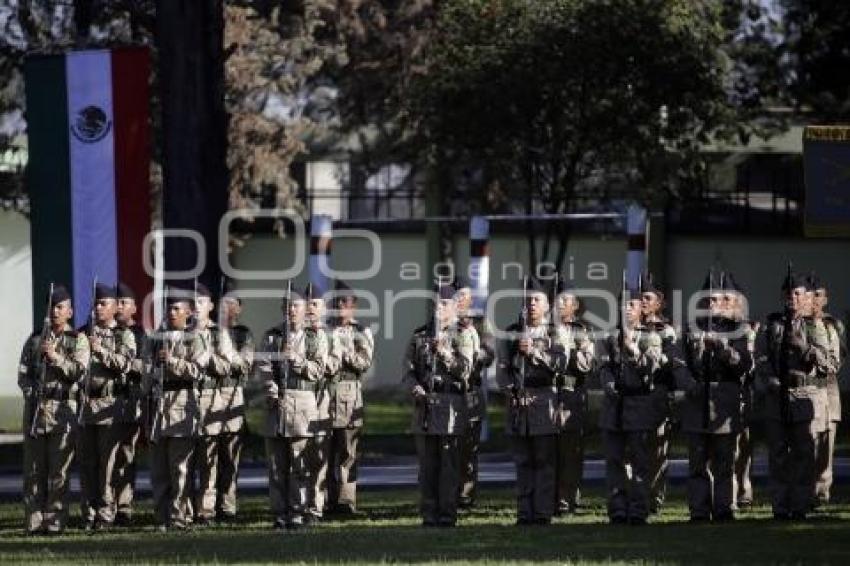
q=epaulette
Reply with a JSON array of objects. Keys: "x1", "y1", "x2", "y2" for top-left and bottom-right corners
[
  {"x1": 64, "y1": 330, "x2": 79, "y2": 338},
  {"x1": 352, "y1": 321, "x2": 366, "y2": 332},
  {"x1": 505, "y1": 322, "x2": 522, "y2": 332},
  {"x1": 232, "y1": 323, "x2": 250, "y2": 332},
  {"x1": 413, "y1": 324, "x2": 429, "y2": 334}
]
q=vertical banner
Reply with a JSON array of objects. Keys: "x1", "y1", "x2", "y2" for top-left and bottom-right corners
[
  {"x1": 803, "y1": 126, "x2": 850, "y2": 237},
  {"x1": 626, "y1": 204, "x2": 648, "y2": 290},
  {"x1": 309, "y1": 214, "x2": 333, "y2": 296},
  {"x1": 25, "y1": 48, "x2": 151, "y2": 328}
]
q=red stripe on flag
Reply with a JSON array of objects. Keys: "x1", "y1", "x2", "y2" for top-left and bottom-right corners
[{"x1": 112, "y1": 47, "x2": 153, "y2": 325}]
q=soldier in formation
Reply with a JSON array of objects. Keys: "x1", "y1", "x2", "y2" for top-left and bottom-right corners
[
  {"x1": 453, "y1": 277, "x2": 495, "y2": 510},
  {"x1": 497, "y1": 277, "x2": 564, "y2": 525},
  {"x1": 552, "y1": 278, "x2": 595, "y2": 516},
  {"x1": 403, "y1": 282, "x2": 476, "y2": 527},
  {"x1": 259, "y1": 284, "x2": 328, "y2": 531},
  {"x1": 19, "y1": 285, "x2": 89, "y2": 535},
  {"x1": 216, "y1": 289, "x2": 255, "y2": 521},
  {"x1": 78, "y1": 283, "x2": 136, "y2": 531},
  {"x1": 112, "y1": 282, "x2": 148, "y2": 526},
  {"x1": 325, "y1": 280, "x2": 374, "y2": 515}
]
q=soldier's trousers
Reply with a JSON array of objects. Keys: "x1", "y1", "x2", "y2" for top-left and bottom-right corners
[
  {"x1": 216, "y1": 432, "x2": 243, "y2": 516},
  {"x1": 512, "y1": 434, "x2": 556, "y2": 522},
  {"x1": 764, "y1": 419, "x2": 817, "y2": 517},
  {"x1": 112, "y1": 422, "x2": 141, "y2": 519},
  {"x1": 266, "y1": 436, "x2": 309, "y2": 524},
  {"x1": 306, "y1": 432, "x2": 330, "y2": 518},
  {"x1": 648, "y1": 419, "x2": 670, "y2": 511},
  {"x1": 151, "y1": 436, "x2": 195, "y2": 528},
  {"x1": 604, "y1": 430, "x2": 650, "y2": 521},
  {"x1": 556, "y1": 428, "x2": 584, "y2": 511},
  {"x1": 327, "y1": 427, "x2": 360, "y2": 510},
  {"x1": 459, "y1": 419, "x2": 482, "y2": 506},
  {"x1": 79, "y1": 424, "x2": 120, "y2": 524},
  {"x1": 194, "y1": 434, "x2": 222, "y2": 520},
  {"x1": 23, "y1": 430, "x2": 75, "y2": 533},
  {"x1": 687, "y1": 432, "x2": 736, "y2": 519},
  {"x1": 415, "y1": 434, "x2": 460, "y2": 525},
  {"x1": 814, "y1": 421, "x2": 838, "y2": 504},
  {"x1": 734, "y1": 426, "x2": 753, "y2": 506}
]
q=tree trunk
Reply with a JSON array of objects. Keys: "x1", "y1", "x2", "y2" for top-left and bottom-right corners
[{"x1": 156, "y1": 0, "x2": 229, "y2": 290}]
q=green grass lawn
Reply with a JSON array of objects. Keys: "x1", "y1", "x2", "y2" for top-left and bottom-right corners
[{"x1": 2, "y1": 486, "x2": 850, "y2": 564}]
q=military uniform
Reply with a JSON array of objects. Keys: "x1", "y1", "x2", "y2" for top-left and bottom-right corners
[
  {"x1": 683, "y1": 315, "x2": 753, "y2": 521},
  {"x1": 498, "y1": 318, "x2": 565, "y2": 524},
  {"x1": 552, "y1": 319, "x2": 595, "y2": 514},
  {"x1": 645, "y1": 319, "x2": 677, "y2": 513},
  {"x1": 458, "y1": 315, "x2": 494, "y2": 509},
  {"x1": 759, "y1": 307, "x2": 830, "y2": 519},
  {"x1": 19, "y1": 317, "x2": 90, "y2": 534},
  {"x1": 78, "y1": 314, "x2": 136, "y2": 527},
  {"x1": 814, "y1": 313, "x2": 844, "y2": 505},
  {"x1": 403, "y1": 319, "x2": 475, "y2": 527},
  {"x1": 193, "y1": 321, "x2": 235, "y2": 522},
  {"x1": 112, "y1": 322, "x2": 147, "y2": 523},
  {"x1": 259, "y1": 321, "x2": 328, "y2": 529},
  {"x1": 146, "y1": 325, "x2": 206, "y2": 529},
  {"x1": 325, "y1": 318, "x2": 374, "y2": 513},
  {"x1": 733, "y1": 322, "x2": 758, "y2": 508},
  {"x1": 599, "y1": 321, "x2": 689, "y2": 524},
  {"x1": 216, "y1": 322, "x2": 254, "y2": 519}
]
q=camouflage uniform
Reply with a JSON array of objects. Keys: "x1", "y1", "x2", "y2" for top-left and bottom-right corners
[
  {"x1": 599, "y1": 323, "x2": 689, "y2": 523},
  {"x1": 498, "y1": 320, "x2": 565, "y2": 524},
  {"x1": 403, "y1": 322, "x2": 476, "y2": 526},
  {"x1": 78, "y1": 320, "x2": 136, "y2": 526},
  {"x1": 325, "y1": 319, "x2": 374, "y2": 513},
  {"x1": 552, "y1": 319, "x2": 595, "y2": 514},
  {"x1": 112, "y1": 322, "x2": 147, "y2": 522},
  {"x1": 759, "y1": 312, "x2": 830, "y2": 519},
  {"x1": 193, "y1": 322, "x2": 235, "y2": 522},
  {"x1": 259, "y1": 322, "x2": 328, "y2": 529},
  {"x1": 146, "y1": 327, "x2": 206, "y2": 529},
  {"x1": 683, "y1": 318, "x2": 753, "y2": 520},
  {"x1": 19, "y1": 324, "x2": 89, "y2": 534},
  {"x1": 814, "y1": 314, "x2": 844, "y2": 505},
  {"x1": 216, "y1": 323, "x2": 254, "y2": 519}
]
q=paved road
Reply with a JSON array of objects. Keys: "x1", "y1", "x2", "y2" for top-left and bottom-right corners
[{"x1": 1, "y1": 457, "x2": 848, "y2": 498}]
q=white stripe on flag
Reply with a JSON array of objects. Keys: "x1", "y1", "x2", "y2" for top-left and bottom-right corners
[{"x1": 66, "y1": 50, "x2": 118, "y2": 324}]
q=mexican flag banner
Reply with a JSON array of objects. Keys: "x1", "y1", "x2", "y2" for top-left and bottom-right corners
[{"x1": 24, "y1": 47, "x2": 152, "y2": 328}]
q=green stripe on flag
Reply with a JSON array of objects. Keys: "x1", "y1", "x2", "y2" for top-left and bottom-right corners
[{"x1": 24, "y1": 54, "x2": 73, "y2": 327}]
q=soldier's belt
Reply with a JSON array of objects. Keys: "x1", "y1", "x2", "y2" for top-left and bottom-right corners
[
  {"x1": 522, "y1": 374, "x2": 556, "y2": 388},
  {"x1": 87, "y1": 386, "x2": 113, "y2": 399},
  {"x1": 619, "y1": 385, "x2": 652, "y2": 397},
  {"x1": 276, "y1": 377, "x2": 316, "y2": 392},
  {"x1": 697, "y1": 376, "x2": 743, "y2": 385},
  {"x1": 337, "y1": 370, "x2": 361, "y2": 382},
  {"x1": 198, "y1": 376, "x2": 241, "y2": 390},
  {"x1": 41, "y1": 388, "x2": 73, "y2": 401},
  {"x1": 162, "y1": 381, "x2": 194, "y2": 392},
  {"x1": 783, "y1": 374, "x2": 825, "y2": 388}
]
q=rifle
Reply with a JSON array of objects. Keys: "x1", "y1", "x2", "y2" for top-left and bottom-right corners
[
  {"x1": 272, "y1": 280, "x2": 292, "y2": 437},
  {"x1": 779, "y1": 262, "x2": 793, "y2": 424},
  {"x1": 149, "y1": 288, "x2": 167, "y2": 443},
  {"x1": 77, "y1": 277, "x2": 97, "y2": 427},
  {"x1": 29, "y1": 282, "x2": 54, "y2": 437},
  {"x1": 511, "y1": 276, "x2": 529, "y2": 434},
  {"x1": 702, "y1": 269, "x2": 716, "y2": 430},
  {"x1": 421, "y1": 278, "x2": 440, "y2": 432},
  {"x1": 615, "y1": 270, "x2": 626, "y2": 430}
]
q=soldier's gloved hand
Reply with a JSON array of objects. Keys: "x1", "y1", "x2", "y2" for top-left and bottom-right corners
[
  {"x1": 604, "y1": 381, "x2": 619, "y2": 399},
  {"x1": 518, "y1": 338, "x2": 532, "y2": 355},
  {"x1": 787, "y1": 327, "x2": 808, "y2": 351},
  {"x1": 412, "y1": 385, "x2": 427, "y2": 400}
]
